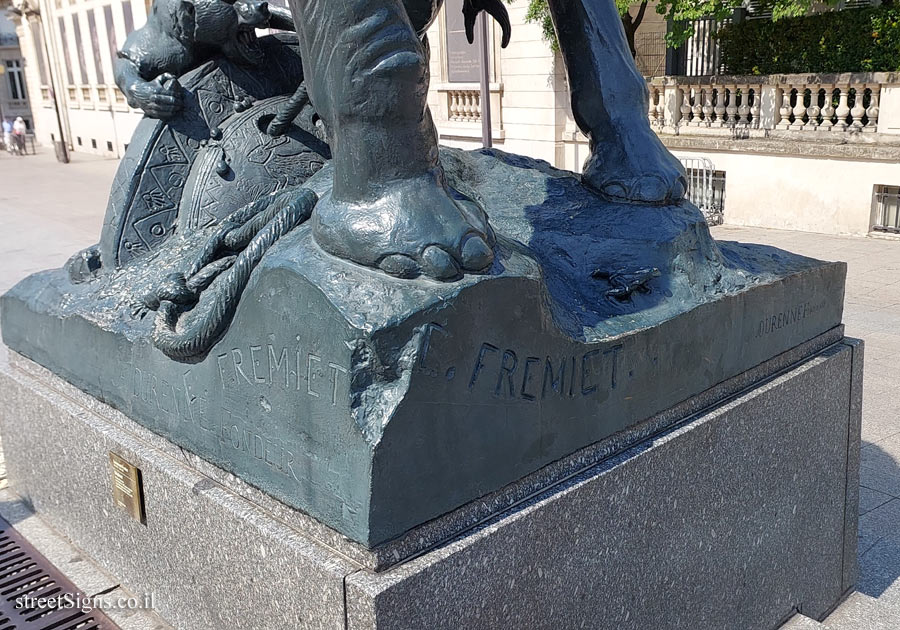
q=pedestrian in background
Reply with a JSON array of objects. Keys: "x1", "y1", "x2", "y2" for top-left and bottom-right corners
[
  {"x1": 12, "y1": 117, "x2": 26, "y2": 156},
  {"x1": 2, "y1": 119, "x2": 11, "y2": 154}
]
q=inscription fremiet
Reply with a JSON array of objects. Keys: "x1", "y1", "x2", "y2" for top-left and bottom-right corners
[
  {"x1": 216, "y1": 340, "x2": 350, "y2": 405},
  {"x1": 468, "y1": 342, "x2": 624, "y2": 402}
]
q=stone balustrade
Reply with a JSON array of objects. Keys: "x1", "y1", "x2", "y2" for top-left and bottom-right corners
[
  {"x1": 650, "y1": 83, "x2": 761, "y2": 129},
  {"x1": 447, "y1": 88, "x2": 483, "y2": 123},
  {"x1": 647, "y1": 72, "x2": 899, "y2": 137},
  {"x1": 433, "y1": 83, "x2": 504, "y2": 142}
]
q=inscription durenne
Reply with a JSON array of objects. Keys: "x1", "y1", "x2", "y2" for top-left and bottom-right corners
[{"x1": 756, "y1": 298, "x2": 828, "y2": 338}]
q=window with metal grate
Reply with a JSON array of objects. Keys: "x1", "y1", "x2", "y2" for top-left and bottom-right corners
[
  {"x1": 873, "y1": 185, "x2": 900, "y2": 233},
  {"x1": 680, "y1": 158, "x2": 726, "y2": 226}
]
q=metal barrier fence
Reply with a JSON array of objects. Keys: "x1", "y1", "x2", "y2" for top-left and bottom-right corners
[
  {"x1": 873, "y1": 185, "x2": 900, "y2": 233},
  {"x1": 2, "y1": 133, "x2": 37, "y2": 156},
  {"x1": 680, "y1": 157, "x2": 725, "y2": 225}
]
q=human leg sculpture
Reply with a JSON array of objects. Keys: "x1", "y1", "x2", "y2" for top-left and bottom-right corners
[
  {"x1": 547, "y1": 0, "x2": 686, "y2": 204},
  {"x1": 286, "y1": 0, "x2": 495, "y2": 280}
]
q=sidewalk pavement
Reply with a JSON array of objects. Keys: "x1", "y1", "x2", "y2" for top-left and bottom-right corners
[
  {"x1": 1, "y1": 151, "x2": 898, "y2": 628},
  {"x1": 0, "y1": 148, "x2": 119, "y2": 296}
]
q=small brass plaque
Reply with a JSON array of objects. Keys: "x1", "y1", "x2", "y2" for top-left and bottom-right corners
[{"x1": 109, "y1": 452, "x2": 145, "y2": 523}]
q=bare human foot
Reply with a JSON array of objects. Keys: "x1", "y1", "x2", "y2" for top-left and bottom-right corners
[{"x1": 312, "y1": 168, "x2": 495, "y2": 280}]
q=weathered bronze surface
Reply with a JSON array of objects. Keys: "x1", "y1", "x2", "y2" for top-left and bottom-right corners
[
  {"x1": 2, "y1": 145, "x2": 846, "y2": 545},
  {"x1": 0, "y1": 1, "x2": 847, "y2": 547}
]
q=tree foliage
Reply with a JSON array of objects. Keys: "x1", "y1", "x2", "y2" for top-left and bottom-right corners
[
  {"x1": 513, "y1": 0, "x2": 656, "y2": 53},
  {"x1": 515, "y1": 0, "x2": 839, "y2": 54},
  {"x1": 718, "y1": 6, "x2": 900, "y2": 74}
]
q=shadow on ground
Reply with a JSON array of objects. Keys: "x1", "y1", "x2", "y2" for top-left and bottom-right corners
[
  {"x1": 856, "y1": 440, "x2": 900, "y2": 599},
  {"x1": 0, "y1": 497, "x2": 32, "y2": 526}
]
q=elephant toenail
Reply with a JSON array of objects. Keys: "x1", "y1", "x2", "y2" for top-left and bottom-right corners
[
  {"x1": 379, "y1": 254, "x2": 420, "y2": 279},
  {"x1": 635, "y1": 176, "x2": 668, "y2": 203},
  {"x1": 600, "y1": 182, "x2": 629, "y2": 199},
  {"x1": 460, "y1": 234, "x2": 494, "y2": 272},
  {"x1": 421, "y1": 245, "x2": 460, "y2": 281}
]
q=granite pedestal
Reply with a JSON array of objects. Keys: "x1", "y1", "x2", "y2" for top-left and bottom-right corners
[{"x1": 0, "y1": 332, "x2": 862, "y2": 630}]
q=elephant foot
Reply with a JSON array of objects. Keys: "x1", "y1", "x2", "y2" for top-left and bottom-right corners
[
  {"x1": 583, "y1": 115, "x2": 687, "y2": 205},
  {"x1": 311, "y1": 168, "x2": 495, "y2": 281}
]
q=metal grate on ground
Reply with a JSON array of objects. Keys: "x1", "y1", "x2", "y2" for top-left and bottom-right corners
[{"x1": 0, "y1": 514, "x2": 119, "y2": 630}]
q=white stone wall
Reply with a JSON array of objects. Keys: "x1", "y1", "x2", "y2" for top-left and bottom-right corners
[
  {"x1": 561, "y1": 132, "x2": 899, "y2": 236},
  {"x1": 670, "y1": 148, "x2": 900, "y2": 236},
  {"x1": 425, "y1": 0, "x2": 569, "y2": 165},
  {"x1": 15, "y1": 0, "x2": 146, "y2": 157},
  {"x1": 421, "y1": 10, "x2": 900, "y2": 237}
]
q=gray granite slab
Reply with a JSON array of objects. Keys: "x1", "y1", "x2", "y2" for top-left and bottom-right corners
[
  {"x1": 0, "y1": 336, "x2": 861, "y2": 629},
  {"x1": 843, "y1": 338, "x2": 864, "y2": 595},
  {"x1": 345, "y1": 342, "x2": 860, "y2": 629},
  {"x1": 0, "y1": 358, "x2": 355, "y2": 630},
  {"x1": 5, "y1": 324, "x2": 845, "y2": 573}
]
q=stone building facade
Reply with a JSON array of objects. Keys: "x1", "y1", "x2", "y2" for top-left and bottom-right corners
[
  {"x1": 425, "y1": 4, "x2": 900, "y2": 237},
  {"x1": 424, "y1": 0, "x2": 570, "y2": 166},
  {"x1": 9, "y1": 0, "x2": 147, "y2": 157},
  {"x1": 10, "y1": 0, "x2": 574, "y2": 161},
  {"x1": 0, "y1": 10, "x2": 33, "y2": 138}
]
